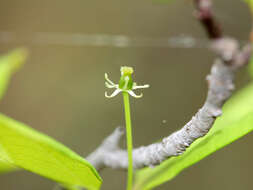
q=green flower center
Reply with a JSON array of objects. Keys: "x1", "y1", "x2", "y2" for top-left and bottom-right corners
[{"x1": 119, "y1": 66, "x2": 134, "y2": 90}]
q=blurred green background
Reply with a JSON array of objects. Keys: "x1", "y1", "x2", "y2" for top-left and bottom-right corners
[{"x1": 0, "y1": 0, "x2": 253, "y2": 189}]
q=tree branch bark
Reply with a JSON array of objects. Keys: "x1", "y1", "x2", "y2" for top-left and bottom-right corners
[{"x1": 194, "y1": 0, "x2": 222, "y2": 39}]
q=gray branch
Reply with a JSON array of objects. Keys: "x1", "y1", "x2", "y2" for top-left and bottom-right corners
[{"x1": 86, "y1": 40, "x2": 252, "y2": 170}]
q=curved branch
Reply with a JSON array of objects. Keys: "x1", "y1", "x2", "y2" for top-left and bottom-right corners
[
  {"x1": 86, "y1": 43, "x2": 251, "y2": 170},
  {"x1": 194, "y1": 0, "x2": 222, "y2": 39}
]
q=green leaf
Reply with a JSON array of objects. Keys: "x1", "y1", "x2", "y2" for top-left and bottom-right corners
[
  {"x1": 59, "y1": 184, "x2": 83, "y2": 190},
  {"x1": 0, "y1": 49, "x2": 101, "y2": 189},
  {"x1": 0, "y1": 48, "x2": 28, "y2": 173},
  {"x1": 0, "y1": 114, "x2": 102, "y2": 190},
  {"x1": 0, "y1": 143, "x2": 17, "y2": 173},
  {"x1": 0, "y1": 160, "x2": 16, "y2": 174},
  {"x1": 0, "y1": 48, "x2": 28, "y2": 100},
  {"x1": 245, "y1": 0, "x2": 253, "y2": 12},
  {"x1": 135, "y1": 82, "x2": 253, "y2": 190}
]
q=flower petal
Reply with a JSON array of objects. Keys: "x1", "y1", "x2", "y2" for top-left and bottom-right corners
[
  {"x1": 128, "y1": 90, "x2": 143, "y2": 98},
  {"x1": 133, "y1": 84, "x2": 150, "y2": 90},
  {"x1": 105, "y1": 82, "x2": 116, "y2": 89},
  {"x1": 105, "y1": 73, "x2": 115, "y2": 86},
  {"x1": 105, "y1": 89, "x2": 122, "y2": 98}
]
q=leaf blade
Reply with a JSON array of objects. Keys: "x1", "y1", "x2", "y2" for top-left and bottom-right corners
[
  {"x1": 0, "y1": 48, "x2": 28, "y2": 100},
  {"x1": 0, "y1": 114, "x2": 102, "y2": 189},
  {"x1": 0, "y1": 48, "x2": 28, "y2": 173}
]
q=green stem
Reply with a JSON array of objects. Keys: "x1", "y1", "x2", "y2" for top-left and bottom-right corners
[{"x1": 122, "y1": 91, "x2": 133, "y2": 190}]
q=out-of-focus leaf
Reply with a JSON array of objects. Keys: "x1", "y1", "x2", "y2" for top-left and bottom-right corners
[
  {"x1": 0, "y1": 48, "x2": 28, "y2": 173},
  {"x1": 245, "y1": 0, "x2": 253, "y2": 12},
  {"x1": 55, "y1": 184, "x2": 82, "y2": 190},
  {"x1": 0, "y1": 114, "x2": 102, "y2": 190},
  {"x1": 0, "y1": 48, "x2": 28, "y2": 100},
  {"x1": 0, "y1": 143, "x2": 17, "y2": 173},
  {"x1": 0, "y1": 160, "x2": 16, "y2": 174},
  {"x1": 135, "y1": 82, "x2": 253, "y2": 190}
]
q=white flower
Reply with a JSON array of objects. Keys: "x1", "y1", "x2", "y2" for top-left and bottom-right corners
[{"x1": 105, "y1": 66, "x2": 149, "y2": 98}]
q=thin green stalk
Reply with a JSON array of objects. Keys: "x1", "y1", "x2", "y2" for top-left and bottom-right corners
[
  {"x1": 105, "y1": 66, "x2": 149, "y2": 189},
  {"x1": 122, "y1": 91, "x2": 133, "y2": 190}
]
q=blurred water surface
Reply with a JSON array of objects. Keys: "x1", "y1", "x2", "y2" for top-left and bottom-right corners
[{"x1": 0, "y1": 0, "x2": 253, "y2": 189}]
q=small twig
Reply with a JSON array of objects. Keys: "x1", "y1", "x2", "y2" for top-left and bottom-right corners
[
  {"x1": 194, "y1": 0, "x2": 222, "y2": 39},
  {"x1": 87, "y1": 129, "x2": 126, "y2": 170}
]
